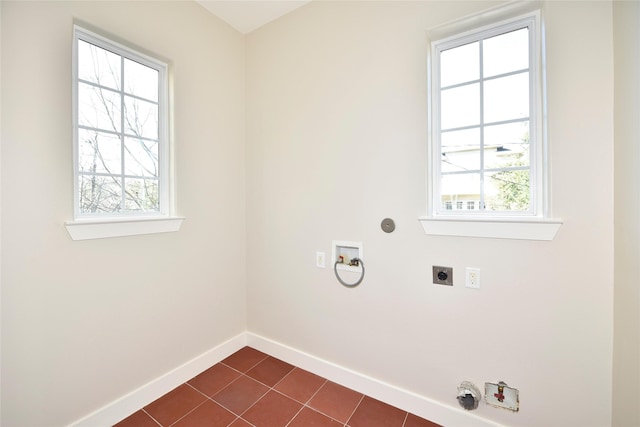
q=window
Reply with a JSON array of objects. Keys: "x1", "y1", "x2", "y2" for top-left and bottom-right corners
[
  {"x1": 434, "y1": 16, "x2": 537, "y2": 216},
  {"x1": 74, "y1": 26, "x2": 167, "y2": 217},
  {"x1": 66, "y1": 26, "x2": 183, "y2": 240},
  {"x1": 420, "y1": 5, "x2": 562, "y2": 240}
]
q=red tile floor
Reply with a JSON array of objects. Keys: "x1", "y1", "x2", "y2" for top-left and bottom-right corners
[{"x1": 114, "y1": 346, "x2": 442, "y2": 427}]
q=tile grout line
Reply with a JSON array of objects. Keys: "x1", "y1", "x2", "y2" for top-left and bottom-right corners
[
  {"x1": 237, "y1": 381, "x2": 271, "y2": 419},
  {"x1": 268, "y1": 369, "x2": 366, "y2": 426},
  {"x1": 215, "y1": 350, "x2": 269, "y2": 426},
  {"x1": 141, "y1": 408, "x2": 163, "y2": 427},
  {"x1": 297, "y1": 379, "x2": 352, "y2": 426},
  {"x1": 271, "y1": 372, "x2": 357, "y2": 426},
  {"x1": 226, "y1": 365, "x2": 287, "y2": 422},
  {"x1": 279, "y1": 370, "x2": 328, "y2": 427},
  {"x1": 205, "y1": 350, "x2": 362, "y2": 426},
  {"x1": 283, "y1": 405, "x2": 306, "y2": 427},
  {"x1": 173, "y1": 357, "x2": 271, "y2": 426},
  {"x1": 224, "y1": 354, "x2": 357, "y2": 426},
  {"x1": 188, "y1": 354, "x2": 275, "y2": 422},
  {"x1": 344, "y1": 393, "x2": 366, "y2": 427},
  {"x1": 222, "y1": 361, "x2": 347, "y2": 427},
  {"x1": 190, "y1": 355, "x2": 332, "y2": 427},
  {"x1": 219, "y1": 350, "x2": 270, "y2": 375},
  {"x1": 234, "y1": 361, "x2": 299, "y2": 425},
  {"x1": 233, "y1": 416, "x2": 257, "y2": 427},
  {"x1": 195, "y1": 371, "x2": 248, "y2": 418},
  {"x1": 300, "y1": 377, "x2": 329, "y2": 406},
  {"x1": 166, "y1": 383, "x2": 213, "y2": 427},
  {"x1": 145, "y1": 349, "x2": 433, "y2": 427}
]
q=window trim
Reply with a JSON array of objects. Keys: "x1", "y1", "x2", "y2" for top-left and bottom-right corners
[
  {"x1": 418, "y1": 216, "x2": 562, "y2": 241},
  {"x1": 432, "y1": 16, "x2": 539, "y2": 218},
  {"x1": 65, "y1": 217, "x2": 185, "y2": 241},
  {"x1": 67, "y1": 25, "x2": 183, "y2": 240},
  {"x1": 421, "y1": 1, "x2": 562, "y2": 240}
]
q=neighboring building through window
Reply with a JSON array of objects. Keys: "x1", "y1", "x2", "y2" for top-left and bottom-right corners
[
  {"x1": 73, "y1": 26, "x2": 169, "y2": 218},
  {"x1": 430, "y1": 11, "x2": 543, "y2": 218}
]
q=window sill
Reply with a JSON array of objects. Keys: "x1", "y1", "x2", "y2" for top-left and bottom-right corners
[
  {"x1": 418, "y1": 216, "x2": 562, "y2": 240},
  {"x1": 65, "y1": 216, "x2": 185, "y2": 241}
]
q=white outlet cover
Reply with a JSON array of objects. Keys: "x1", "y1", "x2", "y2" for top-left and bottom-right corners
[
  {"x1": 466, "y1": 267, "x2": 481, "y2": 289},
  {"x1": 316, "y1": 251, "x2": 326, "y2": 268}
]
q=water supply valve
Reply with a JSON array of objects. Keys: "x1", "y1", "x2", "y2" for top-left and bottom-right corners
[{"x1": 332, "y1": 240, "x2": 364, "y2": 288}]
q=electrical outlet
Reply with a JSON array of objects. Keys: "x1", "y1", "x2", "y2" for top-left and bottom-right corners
[
  {"x1": 466, "y1": 267, "x2": 480, "y2": 289},
  {"x1": 432, "y1": 266, "x2": 453, "y2": 286},
  {"x1": 316, "y1": 251, "x2": 325, "y2": 268}
]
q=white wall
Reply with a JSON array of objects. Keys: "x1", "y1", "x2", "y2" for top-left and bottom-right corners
[
  {"x1": 613, "y1": 1, "x2": 640, "y2": 426},
  {"x1": 246, "y1": 2, "x2": 614, "y2": 427},
  {"x1": 1, "y1": 2, "x2": 246, "y2": 425}
]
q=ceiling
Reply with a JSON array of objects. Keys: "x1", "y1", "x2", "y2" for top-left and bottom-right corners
[{"x1": 196, "y1": 0, "x2": 312, "y2": 34}]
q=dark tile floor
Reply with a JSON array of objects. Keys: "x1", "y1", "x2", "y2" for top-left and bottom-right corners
[{"x1": 114, "y1": 346, "x2": 442, "y2": 427}]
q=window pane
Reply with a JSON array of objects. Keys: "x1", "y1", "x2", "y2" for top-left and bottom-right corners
[
  {"x1": 484, "y1": 121, "x2": 529, "y2": 147},
  {"x1": 78, "y1": 129, "x2": 121, "y2": 175},
  {"x1": 124, "y1": 96, "x2": 158, "y2": 139},
  {"x1": 78, "y1": 40, "x2": 121, "y2": 90},
  {"x1": 441, "y1": 173, "x2": 480, "y2": 209},
  {"x1": 484, "y1": 121, "x2": 530, "y2": 169},
  {"x1": 441, "y1": 128, "x2": 481, "y2": 172},
  {"x1": 483, "y1": 72, "x2": 529, "y2": 123},
  {"x1": 78, "y1": 82, "x2": 122, "y2": 132},
  {"x1": 442, "y1": 127, "x2": 480, "y2": 150},
  {"x1": 485, "y1": 169, "x2": 530, "y2": 211},
  {"x1": 483, "y1": 28, "x2": 529, "y2": 78},
  {"x1": 79, "y1": 175, "x2": 122, "y2": 214},
  {"x1": 124, "y1": 59, "x2": 158, "y2": 101},
  {"x1": 441, "y1": 83, "x2": 480, "y2": 130},
  {"x1": 440, "y1": 42, "x2": 479, "y2": 87},
  {"x1": 124, "y1": 178, "x2": 159, "y2": 212},
  {"x1": 124, "y1": 137, "x2": 158, "y2": 178}
]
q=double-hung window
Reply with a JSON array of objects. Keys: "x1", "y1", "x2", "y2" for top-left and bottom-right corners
[
  {"x1": 421, "y1": 6, "x2": 561, "y2": 240},
  {"x1": 66, "y1": 26, "x2": 183, "y2": 240}
]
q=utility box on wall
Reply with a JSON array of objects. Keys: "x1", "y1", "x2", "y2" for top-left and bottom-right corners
[{"x1": 332, "y1": 240, "x2": 363, "y2": 273}]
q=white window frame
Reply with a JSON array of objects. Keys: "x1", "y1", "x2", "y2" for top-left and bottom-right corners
[
  {"x1": 419, "y1": 2, "x2": 562, "y2": 240},
  {"x1": 65, "y1": 25, "x2": 183, "y2": 240}
]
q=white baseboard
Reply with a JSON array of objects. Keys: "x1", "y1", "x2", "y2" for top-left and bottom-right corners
[
  {"x1": 246, "y1": 333, "x2": 505, "y2": 427},
  {"x1": 69, "y1": 333, "x2": 247, "y2": 427},
  {"x1": 69, "y1": 332, "x2": 504, "y2": 427}
]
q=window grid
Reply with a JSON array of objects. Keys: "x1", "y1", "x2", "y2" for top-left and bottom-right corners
[
  {"x1": 432, "y1": 15, "x2": 539, "y2": 218},
  {"x1": 73, "y1": 26, "x2": 169, "y2": 219}
]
